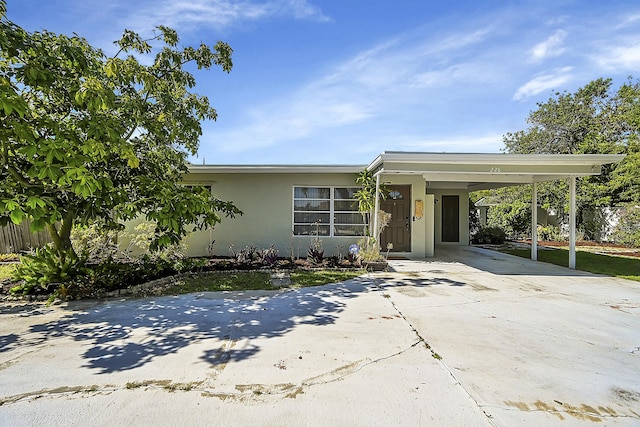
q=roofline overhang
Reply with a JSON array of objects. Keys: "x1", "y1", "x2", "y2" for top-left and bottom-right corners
[
  {"x1": 367, "y1": 152, "x2": 626, "y2": 172},
  {"x1": 188, "y1": 164, "x2": 365, "y2": 174}
]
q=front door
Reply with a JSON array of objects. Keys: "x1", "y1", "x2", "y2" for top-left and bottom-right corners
[
  {"x1": 380, "y1": 185, "x2": 411, "y2": 252},
  {"x1": 441, "y1": 195, "x2": 460, "y2": 242}
]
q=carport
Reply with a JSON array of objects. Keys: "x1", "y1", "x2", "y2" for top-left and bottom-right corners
[{"x1": 367, "y1": 152, "x2": 625, "y2": 268}]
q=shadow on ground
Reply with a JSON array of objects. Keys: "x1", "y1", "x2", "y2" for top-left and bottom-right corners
[{"x1": 3, "y1": 272, "x2": 471, "y2": 374}]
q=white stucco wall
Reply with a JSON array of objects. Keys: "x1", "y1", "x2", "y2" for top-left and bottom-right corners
[
  {"x1": 180, "y1": 172, "x2": 364, "y2": 258},
  {"x1": 428, "y1": 188, "x2": 470, "y2": 246}
]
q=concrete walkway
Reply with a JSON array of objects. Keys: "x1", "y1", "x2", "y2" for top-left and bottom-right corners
[{"x1": 0, "y1": 246, "x2": 639, "y2": 426}]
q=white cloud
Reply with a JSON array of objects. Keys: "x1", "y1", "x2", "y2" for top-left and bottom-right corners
[
  {"x1": 513, "y1": 67, "x2": 573, "y2": 101},
  {"x1": 530, "y1": 29, "x2": 567, "y2": 62},
  {"x1": 593, "y1": 41, "x2": 640, "y2": 70},
  {"x1": 122, "y1": 0, "x2": 329, "y2": 33},
  {"x1": 211, "y1": 24, "x2": 503, "y2": 153}
]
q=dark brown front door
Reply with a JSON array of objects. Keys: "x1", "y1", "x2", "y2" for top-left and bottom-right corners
[
  {"x1": 441, "y1": 195, "x2": 459, "y2": 242},
  {"x1": 380, "y1": 185, "x2": 411, "y2": 252}
]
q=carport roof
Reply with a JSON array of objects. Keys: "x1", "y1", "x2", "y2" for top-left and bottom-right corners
[{"x1": 367, "y1": 151, "x2": 626, "y2": 190}]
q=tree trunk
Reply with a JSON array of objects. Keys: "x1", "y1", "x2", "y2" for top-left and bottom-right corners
[{"x1": 47, "y1": 211, "x2": 77, "y2": 261}]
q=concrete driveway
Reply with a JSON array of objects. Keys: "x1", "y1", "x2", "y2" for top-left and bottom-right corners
[{"x1": 0, "y1": 246, "x2": 639, "y2": 426}]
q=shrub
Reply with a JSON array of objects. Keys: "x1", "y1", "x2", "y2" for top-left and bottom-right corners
[
  {"x1": 260, "y1": 245, "x2": 279, "y2": 267},
  {"x1": 11, "y1": 245, "x2": 89, "y2": 295},
  {"x1": 71, "y1": 224, "x2": 122, "y2": 264},
  {"x1": 472, "y1": 226, "x2": 507, "y2": 244},
  {"x1": 537, "y1": 224, "x2": 564, "y2": 241},
  {"x1": 307, "y1": 238, "x2": 324, "y2": 264},
  {"x1": 611, "y1": 205, "x2": 640, "y2": 248},
  {"x1": 357, "y1": 237, "x2": 384, "y2": 263}
]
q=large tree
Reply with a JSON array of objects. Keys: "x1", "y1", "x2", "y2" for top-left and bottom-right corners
[
  {"x1": 495, "y1": 77, "x2": 640, "y2": 239},
  {"x1": 0, "y1": 2, "x2": 241, "y2": 264}
]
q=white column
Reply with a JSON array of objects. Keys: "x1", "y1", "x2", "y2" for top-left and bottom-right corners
[
  {"x1": 531, "y1": 182, "x2": 538, "y2": 261},
  {"x1": 373, "y1": 172, "x2": 381, "y2": 244},
  {"x1": 569, "y1": 176, "x2": 576, "y2": 269}
]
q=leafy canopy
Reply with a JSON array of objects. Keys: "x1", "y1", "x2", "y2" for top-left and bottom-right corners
[
  {"x1": 479, "y1": 78, "x2": 640, "y2": 240},
  {"x1": 0, "y1": 1, "x2": 241, "y2": 259},
  {"x1": 503, "y1": 77, "x2": 640, "y2": 208}
]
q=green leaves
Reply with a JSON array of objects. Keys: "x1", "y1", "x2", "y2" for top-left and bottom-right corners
[{"x1": 0, "y1": 10, "x2": 239, "y2": 281}]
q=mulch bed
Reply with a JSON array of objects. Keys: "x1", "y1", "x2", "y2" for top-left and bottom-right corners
[{"x1": 518, "y1": 240, "x2": 640, "y2": 259}]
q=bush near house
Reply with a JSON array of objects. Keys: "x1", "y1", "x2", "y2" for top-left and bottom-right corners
[{"x1": 472, "y1": 226, "x2": 507, "y2": 244}]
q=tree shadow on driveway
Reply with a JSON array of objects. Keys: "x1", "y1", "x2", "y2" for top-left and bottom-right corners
[{"x1": 22, "y1": 278, "x2": 382, "y2": 374}]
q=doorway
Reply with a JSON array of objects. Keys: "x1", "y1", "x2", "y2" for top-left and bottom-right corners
[
  {"x1": 441, "y1": 195, "x2": 460, "y2": 242},
  {"x1": 380, "y1": 185, "x2": 411, "y2": 252}
]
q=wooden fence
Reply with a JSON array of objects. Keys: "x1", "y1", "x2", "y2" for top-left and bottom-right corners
[{"x1": 0, "y1": 220, "x2": 52, "y2": 253}]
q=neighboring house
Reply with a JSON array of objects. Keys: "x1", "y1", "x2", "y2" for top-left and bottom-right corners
[{"x1": 179, "y1": 151, "x2": 624, "y2": 267}]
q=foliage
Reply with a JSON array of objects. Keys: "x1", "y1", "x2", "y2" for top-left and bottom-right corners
[
  {"x1": 610, "y1": 204, "x2": 640, "y2": 247},
  {"x1": 0, "y1": 5, "x2": 241, "y2": 281},
  {"x1": 354, "y1": 168, "x2": 388, "y2": 239},
  {"x1": 469, "y1": 197, "x2": 481, "y2": 238},
  {"x1": 537, "y1": 224, "x2": 564, "y2": 242},
  {"x1": 71, "y1": 223, "x2": 121, "y2": 263},
  {"x1": 261, "y1": 245, "x2": 279, "y2": 267},
  {"x1": 11, "y1": 221, "x2": 198, "y2": 297},
  {"x1": 0, "y1": 263, "x2": 15, "y2": 279},
  {"x1": 485, "y1": 197, "x2": 531, "y2": 239},
  {"x1": 307, "y1": 238, "x2": 324, "y2": 264},
  {"x1": 289, "y1": 270, "x2": 361, "y2": 288},
  {"x1": 357, "y1": 237, "x2": 385, "y2": 263},
  {"x1": 0, "y1": 253, "x2": 18, "y2": 262},
  {"x1": 500, "y1": 77, "x2": 640, "y2": 237},
  {"x1": 472, "y1": 226, "x2": 507, "y2": 244},
  {"x1": 228, "y1": 243, "x2": 281, "y2": 267},
  {"x1": 501, "y1": 248, "x2": 640, "y2": 282},
  {"x1": 11, "y1": 245, "x2": 88, "y2": 294},
  {"x1": 165, "y1": 272, "x2": 271, "y2": 294}
]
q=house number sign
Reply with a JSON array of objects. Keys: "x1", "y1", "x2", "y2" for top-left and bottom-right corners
[{"x1": 490, "y1": 167, "x2": 502, "y2": 173}]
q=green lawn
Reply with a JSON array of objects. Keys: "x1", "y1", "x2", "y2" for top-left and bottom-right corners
[
  {"x1": 162, "y1": 270, "x2": 363, "y2": 295},
  {"x1": 501, "y1": 248, "x2": 640, "y2": 282}
]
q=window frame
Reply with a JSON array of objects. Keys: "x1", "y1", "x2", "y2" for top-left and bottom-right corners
[{"x1": 292, "y1": 186, "x2": 366, "y2": 237}]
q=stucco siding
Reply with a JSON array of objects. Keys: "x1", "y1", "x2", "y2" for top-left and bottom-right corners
[
  {"x1": 428, "y1": 188, "x2": 470, "y2": 245},
  {"x1": 181, "y1": 172, "x2": 362, "y2": 257}
]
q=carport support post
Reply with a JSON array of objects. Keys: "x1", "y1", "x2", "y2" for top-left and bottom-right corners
[
  {"x1": 569, "y1": 176, "x2": 576, "y2": 269},
  {"x1": 531, "y1": 182, "x2": 537, "y2": 261}
]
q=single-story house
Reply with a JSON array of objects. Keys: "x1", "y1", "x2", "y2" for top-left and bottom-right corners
[{"x1": 181, "y1": 151, "x2": 625, "y2": 269}]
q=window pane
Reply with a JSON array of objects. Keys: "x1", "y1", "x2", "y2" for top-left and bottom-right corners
[
  {"x1": 294, "y1": 212, "x2": 330, "y2": 224},
  {"x1": 294, "y1": 200, "x2": 331, "y2": 211},
  {"x1": 334, "y1": 225, "x2": 366, "y2": 236},
  {"x1": 294, "y1": 187, "x2": 330, "y2": 199},
  {"x1": 334, "y1": 187, "x2": 359, "y2": 199},
  {"x1": 334, "y1": 200, "x2": 359, "y2": 211},
  {"x1": 335, "y1": 213, "x2": 365, "y2": 225},
  {"x1": 294, "y1": 225, "x2": 330, "y2": 236}
]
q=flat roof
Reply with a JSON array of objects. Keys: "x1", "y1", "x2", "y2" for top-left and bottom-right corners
[
  {"x1": 188, "y1": 164, "x2": 365, "y2": 174},
  {"x1": 188, "y1": 152, "x2": 626, "y2": 190},
  {"x1": 367, "y1": 151, "x2": 626, "y2": 170}
]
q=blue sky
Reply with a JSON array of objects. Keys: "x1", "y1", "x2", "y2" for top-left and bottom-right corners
[{"x1": 7, "y1": 0, "x2": 640, "y2": 164}]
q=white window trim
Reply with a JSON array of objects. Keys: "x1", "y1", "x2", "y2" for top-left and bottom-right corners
[{"x1": 292, "y1": 186, "x2": 366, "y2": 238}]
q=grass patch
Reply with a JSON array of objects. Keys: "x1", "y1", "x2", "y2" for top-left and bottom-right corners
[
  {"x1": 0, "y1": 264, "x2": 16, "y2": 280},
  {"x1": 289, "y1": 270, "x2": 362, "y2": 288},
  {"x1": 162, "y1": 270, "x2": 363, "y2": 296},
  {"x1": 166, "y1": 272, "x2": 271, "y2": 294},
  {"x1": 502, "y1": 248, "x2": 640, "y2": 282}
]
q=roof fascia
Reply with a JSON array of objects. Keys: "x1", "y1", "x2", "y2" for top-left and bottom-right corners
[{"x1": 188, "y1": 165, "x2": 365, "y2": 174}]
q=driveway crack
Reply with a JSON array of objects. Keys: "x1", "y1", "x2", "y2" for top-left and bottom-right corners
[{"x1": 373, "y1": 277, "x2": 498, "y2": 426}]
